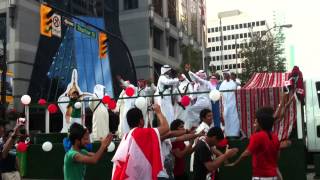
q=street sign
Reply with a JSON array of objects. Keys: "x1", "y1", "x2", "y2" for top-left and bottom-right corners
[
  {"x1": 52, "y1": 13, "x2": 61, "y2": 38},
  {"x1": 75, "y1": 24, "x2": 96, "y2": 38}
]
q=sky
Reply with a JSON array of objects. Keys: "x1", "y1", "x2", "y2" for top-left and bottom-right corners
[{"x1": 206, "y1": 0, "x2": 320, "y2": 78}]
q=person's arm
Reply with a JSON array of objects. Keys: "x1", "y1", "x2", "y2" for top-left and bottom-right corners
[
  {"x1": 226, "y1": 149, "x2": 251, "y2": 166},
  {"x1": 159, "y1": 76, "x2": 179, "y2": 86},
  {"x1": 153, "y1": 104, "x2": 169, "y2": 136},
  {"x1": 204, "y1": 147, "x2": 238, "y2": 172},
  {"x1": 161, "y1": 129, "x2": 186, "y2": 140},
  {"x1": 73, "y1": 134, "x2": 112, "y2": 164},
  {"x1": 175, "y1": 130, "x2": 204, "y2": 142},
  {"x1": 188, "y1": 71, "x2": 210, "y2": 86},
  {"x1": 1, "y1": 125, "x2": 20, "y2": 159}
]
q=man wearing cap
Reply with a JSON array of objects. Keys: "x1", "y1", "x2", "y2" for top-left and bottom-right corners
[
  {"x1": 174, "y1": 72, "x2": 194, "y2": 128},
  {"x1": 155, "y1": 65, "x2": 179, "y2": 125},
  {"x1": 219, "y1": 69, "x2": 240, "y2": 138}
]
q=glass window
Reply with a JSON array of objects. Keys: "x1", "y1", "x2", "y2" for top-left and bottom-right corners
[
  {"x1": 232, "y1": 44, "x2": 235, "y2": 49},
  {"x1": 248, "y1": 33, "x2": 252, "y2": 38},
  {"x1": 240, "y1": 33, "x2": 243, "y2": 38},
  {"x1": 233, "y1": 54, "x2": 236, "y2": 59},
  {"x1": 224, "y1": 36, "x2": 227, "y2": 40},
  {"x1": 225, "y1": 65, "x2": 228, "y2": 69},
  {"x1": 212, "y1": 56, "x2": 216, "y2": 61},
  {"x1": 236, "y1": 34, "x2": 239, "y2": 39},
  {"x1": 207, "y1": 48, "x2": 211, "y2": 52},
  {"x1": 208, "y1": 38, "x2": 211, "y2": 42},
  {"x1": 227, "y1": 25, "x2": 230, "y2": 30},
  {"x1": 232, "y1": 35, "x2": 235, "y2": 39},
  {"x1": 315, "y1": 82, "x2": 320, "y2": 108},
  {"x1": 168, "y1": 37, "x2": 177, "y2": 57},
  {"x1": 244, "y1": 23, "x2": 247, "y2": 28},
  {"x1": 208, "y1": 28, "x2": 211, "y2": 33},
  {"x1": 261, "y1": 20, "x2": 266, "y2": 25},
  {"x1": 211, "y1": 28, "x2": 214, "y2": 32},
  {"x1": 215, "y1": 27, "x2": 219, "y2": 32},
  {"x1": 233, "y1": 64, "x2": 237, "y2": 69},
  {"x1": 229, "y1": 64, "x2": 233, "y2": 69},
  {"x1": 216, "y1": 56, "x2": 220, "y2": 60},
  {"x1": 224, "y1": 45, "x2": 227, "y2": 50},
  {"x1": 224, "y1": 55, "x2": 228, "y2": 60},
  {"x1": 124, "y1": 0, "x2": 139, "y2": 10},
  {"x1": 216, "y1": 46, "x2": 219, "y2": 51},
  {"x1": 228, "y1": 45, "x2": 231, "y2": 50},
  {"x1": 228, "y1": 54, "x2": 232, "y2": 59},
  {"x1": 228, "y1": 35, "x2": 231, "y2": 40},
  {"x1": 240, "y1": 43, "x2": 244, "y2": 48},
  {"x1": 261, "y1": 30, "x2": 266, "y2": 36},
  {"x1": 252, "y1": 22, "x2": 255, "y2": 26},
  {"x1": 223, "y1": 26, "x2": 226, "y2": 31},
  {"x1": 237, "y1": 63, "x2": 241, "y2": 68},
  {"x1": 212, "y1": 47, "x2": 215, "y2": 51},
  {"x1": 216, "y1": 37, "x2": 219, "y2": 41},
  {"x1": 235, "y1": 24, "x2": 239, "y2": 29},
  {"x1": 231, "y1": 25, "x2": 234, "y2": 30},
  {"x1": 244, "y1": 33, "x2": 247, "y2": 38},
  {"x1": 153, "y1": 28, "x2": 163, "y2": 50},
  {"x1": 217, "y1": 65, "x2": 220, "y2": 70},
  {"x1": 239, "y1": 24, "x2": 243, "y2": 28},
  {"x1": 211, "y1": 37, "x2": 215, "y2": 42},
  {"x1": 153, "y1": 0, "x2": 163, "y2": 16},
  {"x1": 248, "y1": 23, "x2": 251, "y2": 27},
  {"x1": 237, "y1": 54, "x2": 240, "y2": 58},
  {"x1": 256, "y1": 21, "x2": 260, "y2": 26}
]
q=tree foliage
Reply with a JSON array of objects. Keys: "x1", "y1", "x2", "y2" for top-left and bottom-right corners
[
  {"x1": 180, "y1": 45, "x2": 202, "y2": 72},
  {"x1": 240, "y1": 29, "x2": 287, "y2": 82}
]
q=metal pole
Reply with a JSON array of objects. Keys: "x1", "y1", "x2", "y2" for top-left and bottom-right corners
[
  {"x1": 235, "y1": 38, "x2": 238, "y2": 76},
  {"x1": 219, "y1": 18, "x2": 224, "y2": 70},
  {"x1": 1, "y1": 19, "x2": 7, "y2": 120},
  {"x1": 43, "y1": 3, "x2": 137, "y2": 84}
]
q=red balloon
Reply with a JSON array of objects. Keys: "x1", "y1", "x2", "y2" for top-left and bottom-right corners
[
  {"x1": 48, "y1": 104, "x2": 58, "y2": 114},
  {"x1": 102, "y1": 95, "x2": 111, "y2": 104},
  {"x1": 108, "y1": 99, "x2": 116, "y2": 110},
  {"x1": 38, "y1": 98, "x2": 47, "y2": 106},
  {"x1": 17, "y1": 142, "x2": 28, "y2": 153},
  {"x1": 180, "y1": 96, "x2": 191, "y2": 107},
  {"x1": 125, "y1": 87, "x2": 135, "y2": 97}
]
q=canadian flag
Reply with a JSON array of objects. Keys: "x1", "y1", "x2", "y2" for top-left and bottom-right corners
[{"x1": 112, "y1": 128, "x2": 163, "y2": 180}]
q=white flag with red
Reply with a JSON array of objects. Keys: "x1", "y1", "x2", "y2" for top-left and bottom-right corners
[{"x1": 112, "y1": 128, "x2": 163, "y2": 180}]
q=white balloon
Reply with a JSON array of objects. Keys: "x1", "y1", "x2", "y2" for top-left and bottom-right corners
[
  {"x1": 42, "y1": 141, "x2": 53, "y2": 152},
  {"x1": 74, "y1": 102, "x2": 82, "y2": 109},
  {"x1": 209, "y1": 89, "x2": 221, "y2": 102},
  {"x1": 107, "y1": 141, "x2": 115, "y2": 152},
  {"x1": 135, "y1": 97, "x2": 146, "y2": 110},
  {"x1": 21, "y1": 95, "x2": 31, "y2": 105}
]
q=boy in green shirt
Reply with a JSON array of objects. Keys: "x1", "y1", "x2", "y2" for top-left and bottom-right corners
[{"x1": 63, "y1": 123, "x2": 113, "y2": 180}]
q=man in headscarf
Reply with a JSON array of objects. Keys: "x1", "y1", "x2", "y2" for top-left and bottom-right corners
[
  {"x1": 174, "y1": 73, "x2": 194, "y2": 128},
  {"x1": 154, "y1": 65, "x2": 179, "y2": 125},
  {"x1": 114, "y1": 77, "x2": 137, "y2": 138},
  {"x1": 185, "y1": 64, "x2": 212, "y2": 128},
  {"x1": 219, "y1": 69, "x2": 240, "y2": 138},
  {"x1": 89, "y1": 84, "x2": 109, "y2": 141}
]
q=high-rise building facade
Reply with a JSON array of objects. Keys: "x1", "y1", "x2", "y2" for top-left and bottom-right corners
[
  {"x1": 206, "y1": 16, "x2": 270, "y2": 74},
  {"x1": 119, "y1": 0, "x2": 207, "y2": 80}
]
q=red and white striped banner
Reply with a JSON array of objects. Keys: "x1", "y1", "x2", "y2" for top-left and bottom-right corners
[{"x1": 236, "y1": 73, "x2": 296, "y2": 140}]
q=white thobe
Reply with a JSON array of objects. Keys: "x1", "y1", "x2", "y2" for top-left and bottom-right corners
[
  {"x1": 154, "y1": 75, "x2": 179, "y2": 125},
  {"x1": 219, "y1": 80, "x2": 240, "y2": 137}
]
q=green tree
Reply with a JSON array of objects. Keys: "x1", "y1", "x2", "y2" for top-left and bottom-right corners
[
  {"x1": 180, "y1": 45, "x2": 202, "y2": 71},
  {"x1": 240, "y1": 29, "x2": 287, "y2": 82}
]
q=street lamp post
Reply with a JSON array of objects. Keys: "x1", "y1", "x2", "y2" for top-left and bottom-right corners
[
  {"x1": 0, "y1": 18, "x2": 7, "y2": 120},
  {"x1": 218, "y1": 10, "x2": 241, "y2": 71}
]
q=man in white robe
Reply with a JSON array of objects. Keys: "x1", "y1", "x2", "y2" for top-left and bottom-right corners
[
  {"x1": 219, "y1": 69, "x2": 240, "y2": 138},
  {"x1": 89, "y1": 84, "x2": 109, "y2": 141},
  {"x1": 154, "y1": 65, "x2": 179, "y2": 125}
]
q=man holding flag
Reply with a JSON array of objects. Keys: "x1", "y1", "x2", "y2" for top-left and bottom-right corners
[{"x1": 111, "y1": 104, "x2": 169, "y2": 180}]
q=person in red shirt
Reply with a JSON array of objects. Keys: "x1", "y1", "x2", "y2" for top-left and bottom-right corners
[{"x1": 228, "y1": 106, "x2": 280, "y2": 180}]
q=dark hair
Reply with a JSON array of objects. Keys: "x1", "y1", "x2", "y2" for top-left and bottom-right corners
[
  {"x1": 207, "y1": 127, "x2": 224, "y2": 140},
  {"x1": 200, "y1": 109, "x2": 212, "y2": 122},
  {"x1": 126, "y1": 108, "x2": 143, "y2": 129},
  {"x1": 256, "y1": 106, "x2": 275, "y2": 139},
  {"x1": 69, "y1": 123, "x2": 86, "y2": 145},
  {"x1": 170, "y1": 119, "x2": 184, "y2": 130}
]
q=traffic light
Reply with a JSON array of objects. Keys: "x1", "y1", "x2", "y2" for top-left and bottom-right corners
[
  {"x1": 99, "y1": 32, "x2": 108, "y2": 59},
  {"x1": 40, "y1": 4, "x2": 54, "y2": 37}
]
